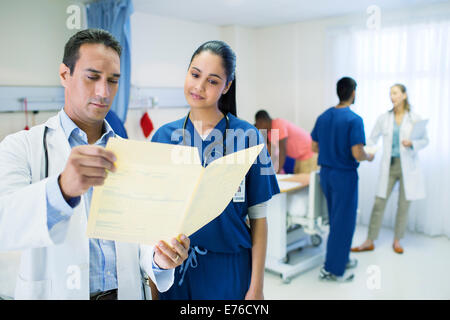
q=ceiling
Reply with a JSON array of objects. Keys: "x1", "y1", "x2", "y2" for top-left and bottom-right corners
[{"x1": 132, "y1": 0, "x2": 449, "y2": 27}]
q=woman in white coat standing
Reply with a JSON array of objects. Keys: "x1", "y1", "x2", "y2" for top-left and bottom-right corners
[{"x1": 352, "y1": 84, "x2": 428, "y2": 254}]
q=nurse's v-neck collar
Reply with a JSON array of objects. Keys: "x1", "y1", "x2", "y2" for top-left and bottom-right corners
[{"x1": 186, "y1": 114, "x2": 227, "y2": 142}]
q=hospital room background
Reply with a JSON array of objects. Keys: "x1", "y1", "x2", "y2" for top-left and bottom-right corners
[{"x1": 0, "y1": 0, "x2": 449, "y2": 300}]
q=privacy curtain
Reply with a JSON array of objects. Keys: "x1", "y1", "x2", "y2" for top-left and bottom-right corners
[{"x1": 86, "y1": 0, "x2": 134, "y2": 122}]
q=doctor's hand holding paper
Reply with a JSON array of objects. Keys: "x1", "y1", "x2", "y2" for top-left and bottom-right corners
[
  {"x1": 59, "y1": 144, "x2": 190, "y2": 271},
  {"x1": 58, "y1": 145, "x2": 117, "y2": 200}
]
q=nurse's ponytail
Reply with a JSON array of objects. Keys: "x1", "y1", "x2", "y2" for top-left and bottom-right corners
[
  {"x1": 188, "y1": 40, "x2": 237, "y2": 116},
  {"x1": 219, "y1": 77, "x2": 236, "y2": 117}
]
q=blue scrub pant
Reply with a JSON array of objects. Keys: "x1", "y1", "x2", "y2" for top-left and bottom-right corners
[
  {"x1": 283, "y1": 156, "x2": 296, "y2": 174},
  {"x1": 159, "y1": 247, "x2": 251, "y2": 300},
  {"x1": 320, "y1": 167, "x2": 358, "y2": 276}
]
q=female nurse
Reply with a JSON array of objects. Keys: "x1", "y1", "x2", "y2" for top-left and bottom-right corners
[
  {"x1": 351, "y1": 84, "x2": 429, "y2": 254},
  {"x1": 151, "y1": 40, "x2": 280, "y2": 299}
]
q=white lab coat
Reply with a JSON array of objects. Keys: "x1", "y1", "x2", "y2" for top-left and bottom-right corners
[
  {"x1": 368, "y1": 110, "x2": 429, "y2": 201},
  {"x1": 0, "y1": 114, "x2": 174, "y2": 299}
]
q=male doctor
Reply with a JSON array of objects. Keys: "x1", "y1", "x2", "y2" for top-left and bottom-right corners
[{"x1": 0, "y1": 29, "x2": 189, "y2": 300}]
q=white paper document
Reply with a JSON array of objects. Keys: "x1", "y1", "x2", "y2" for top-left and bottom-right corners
[
  {"x1": 409, "y1": 119, "x2": 428, "y2": 140},
  {"x1": 86, "y1": 138, "x2": 264, "y2": 246}
]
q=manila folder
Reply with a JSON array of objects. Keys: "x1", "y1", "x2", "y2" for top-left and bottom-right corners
[{"x1": 86, "y1": 138, "x2": 264, "y2": 246}]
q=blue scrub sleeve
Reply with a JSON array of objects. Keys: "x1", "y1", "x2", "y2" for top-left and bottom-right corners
[
  {"x1": 150, "y1": 130, "x2": 159, "y2": 142},
  {"x1": 246, "y1": 134, "x2": 280, "y2": 208},
  {"x1": 349, "y1": 117, "x2": 366, "y2": 147},
  {"x1": 105, "y1": 110, "x2": 128, "y2": 139}
]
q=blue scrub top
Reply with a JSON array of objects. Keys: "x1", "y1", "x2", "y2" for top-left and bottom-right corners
[
  {"x1": 151, "y1": 113, "x2": 280, "y2": 253},
  {"x1": 105, "y1": 110, "x2": 128, "y2": 139},
  {"x1": 311, "y1": 107, "x2": 366, "y2": 170}
]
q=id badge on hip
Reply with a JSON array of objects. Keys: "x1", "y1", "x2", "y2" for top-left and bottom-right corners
[{"x1": 233, "y1": 178, "x2": 246, "y2": 202}]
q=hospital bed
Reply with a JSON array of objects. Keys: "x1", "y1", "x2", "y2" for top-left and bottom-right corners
[{"x1": 265, "y1": 170, "x2": 328, "y2": 284}]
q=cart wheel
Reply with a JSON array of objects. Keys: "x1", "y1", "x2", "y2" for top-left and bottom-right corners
[
  {"x1": 282, "y1": 254, "x2": 290, "y2": 264},
  {"x1": 311, "y1": 234, "x2": 322, "y2": 247},
  {"x1": 282, "y1": 277, "x2": 291, "y2": 284}
]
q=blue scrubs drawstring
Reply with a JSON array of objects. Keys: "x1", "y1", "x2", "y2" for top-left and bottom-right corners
[{"x1": 178, "y1": 246, "x2": 208, "y2": 286}]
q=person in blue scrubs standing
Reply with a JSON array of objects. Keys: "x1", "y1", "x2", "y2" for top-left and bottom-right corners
[
  {"x1": 151, "y1": 40, "x2": 280, "y2": 299},
  {"x1": 311, "y1": 77, "x2": 374, "y2": 282}
]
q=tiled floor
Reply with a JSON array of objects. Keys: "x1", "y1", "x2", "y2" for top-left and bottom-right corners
[
  {"x1": 264, "y1": 225, "x2": 450, "y2": 300},
  {"x1": 1, "y1": 225, "x2": 449, "y2": 300}
]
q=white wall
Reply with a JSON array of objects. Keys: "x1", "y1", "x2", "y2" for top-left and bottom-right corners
[
  {"x1": 127, "y1": 12, "x2": 221, "y2": 140},
  {"x1": 253, "y1": 24, "x2": 297, "y2": 125},
  {"x1": 131, "y1": 12, "x2": 221, "y2": 88},
  {"x1": 0, "y1": 0, "x2": 84, "y2": 86},
  {"x1": 0, "y1": 0, "x2": 85, "y2": 141},
  {"x1": 220, "y1": 25, "x2": 258, "y2": 123}
]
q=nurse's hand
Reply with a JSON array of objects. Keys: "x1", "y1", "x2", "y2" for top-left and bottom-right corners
[
  {"x1": 367, "y1": 153, "x2": 375, "y2": 162},
  {"x1": 59, "y1": 145, "x2": 117, "y2": 201},
  {"x1": 153, "y1": 234, "x2": 190, "y2": 270},
  {"x1": 402, "y1": 140, "x2": 413, "y2": 148}
]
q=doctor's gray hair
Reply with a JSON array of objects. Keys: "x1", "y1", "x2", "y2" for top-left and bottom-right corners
[{"x1": 63, "y1": 28, "x2": 122, "y2": 75}]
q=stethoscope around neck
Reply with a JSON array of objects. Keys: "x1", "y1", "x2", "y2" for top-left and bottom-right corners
[
  {"x1": 42, "y1": 120, "x2": 109, "y2": 179},
  {"x1": 43, "y1": 126, "x2": 50, "y2": 178},
  {"x1": 182, "y1": 111, "x2": 230, "y2": 167}
]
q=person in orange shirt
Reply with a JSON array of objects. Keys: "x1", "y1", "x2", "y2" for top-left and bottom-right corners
[{"x1": 255, "y1": 110, "x2": 318, "y2": 174}]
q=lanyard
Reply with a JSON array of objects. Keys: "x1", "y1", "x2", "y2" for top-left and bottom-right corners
[
  {"x1": 182, "y1": 111, "x2": 229, "y2": 167},
  {"x1": 43, "y1": 126, "x2": 49, "y2": 178}
]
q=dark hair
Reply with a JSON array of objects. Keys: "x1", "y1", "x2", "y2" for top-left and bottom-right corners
[
  {"x1": 188, "y1": 40, "x2": 237, "y2": 116},
  {"x1": 255, "y1": 110, "x2": 271, "y2": 121},
  {"x1": 63, "y1": 28, "x2": 122, "y2": 75},
  {"x1": 337, "y1": 77, "x2": 357, "y2": 102}
]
